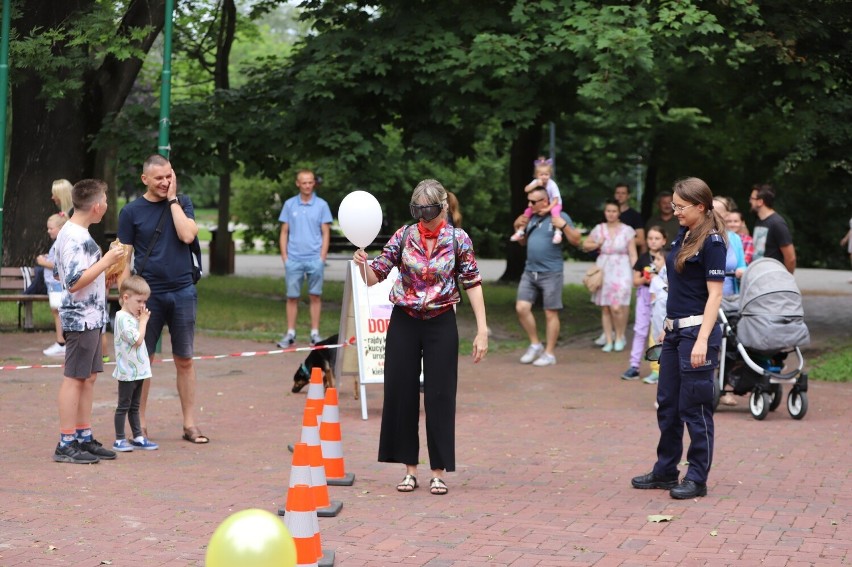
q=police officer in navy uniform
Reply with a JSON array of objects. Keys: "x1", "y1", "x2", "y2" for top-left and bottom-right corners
[{"x1": 631, "y1": 177, "x2": 727, "y2": 499}]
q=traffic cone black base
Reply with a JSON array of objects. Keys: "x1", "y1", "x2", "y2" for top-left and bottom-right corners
[{"x1": 326, "y1": 473, "x2": 355, "y2": 486}]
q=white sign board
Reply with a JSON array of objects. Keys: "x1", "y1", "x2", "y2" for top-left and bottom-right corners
[{"x1": 337, "y1": 261, "x2": 398, "y2": 419}]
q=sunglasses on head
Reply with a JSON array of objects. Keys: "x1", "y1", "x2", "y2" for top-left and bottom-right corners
[{"x1": 409, "y1": 203, "x2": 443, "y2": 221}]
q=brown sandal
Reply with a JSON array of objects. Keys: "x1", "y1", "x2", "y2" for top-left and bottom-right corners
[{"x1": 182, "y1": 426, "x2": 209, "y2": 444}]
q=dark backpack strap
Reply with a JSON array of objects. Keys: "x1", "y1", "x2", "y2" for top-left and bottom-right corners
[
  {"x1": 398, "y1": 224, "x2": 413, "y2": 266},
  {"x1": 133, "y1": 202, "x2": 170, "y2": 276},
  {"x1": 178, "y1": 195, "x2": 204, "y2": 282}
]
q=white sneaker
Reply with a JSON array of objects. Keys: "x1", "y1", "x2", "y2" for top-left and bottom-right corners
[
  {"x1": 593, "y1": 333, "x2": 608, "y2": 346},
  {"x1": 532, "y1": 352, "x2": 556, "y2": 367},
  {"x1": 552, "y1": 231, "x2": 563, "y2": 244},
  {"x1": 276, "y1": 332, "x2": 296, "y2": 348},
  {"x1": 519, "y1": 343, "x2": 544, "y2": 364},
  {"x1": 310, "y1": 332, "x2": 322, "y2": 346},
  {"x1": 43, "y1": 342, "x2": 66, "y2": 356},
  {"x1": 509, "y1": 229, "x2": 526, "y2": 242}
]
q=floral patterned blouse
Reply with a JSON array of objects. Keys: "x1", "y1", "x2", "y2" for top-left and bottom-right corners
[{"x1": 369, "y1": 224, "x2": 482, "y2": 319}]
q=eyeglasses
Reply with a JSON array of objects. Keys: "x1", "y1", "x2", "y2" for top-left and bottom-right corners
[
  {"x1": 409, "y1": 203, "x2": 443, "y2": 221},
  {"x1": 528, "y1": 198, "x2": 545, "y2": 205},
  {"x1": 670, "y1": 203, "x2": 696, "y2": 213}
]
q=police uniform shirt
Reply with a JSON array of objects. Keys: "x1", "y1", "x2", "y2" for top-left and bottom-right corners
[{"x1": 665, "y1": 227, "x2": 726, "y2": 319}]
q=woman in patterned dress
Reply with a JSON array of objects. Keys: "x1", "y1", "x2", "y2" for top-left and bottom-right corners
[
  {"x1": 582, "y1": 199, "x2": 638, "y2": 352},
  {"x1": 353, "y1": 179, "x2": 488, "y2": 496}
]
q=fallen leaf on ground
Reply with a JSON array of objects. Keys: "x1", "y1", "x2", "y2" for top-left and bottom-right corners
[{"x1": 648, "y1": 515, "x2": 674, "y2": 523}]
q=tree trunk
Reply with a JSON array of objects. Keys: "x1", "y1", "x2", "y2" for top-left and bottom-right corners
[
  {"x1": 499, "y1": 124, "x2": 542, "y2": 282},
  {"x1": 211, "y1": 0, "x2": 237, "y2": 275},
  {"x1": 2, "y1": 0, "x2": 165, "y2": 265}
]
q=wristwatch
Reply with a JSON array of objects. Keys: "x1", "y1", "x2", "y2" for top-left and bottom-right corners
[{"x1": 168, "y1": 198, "x2": 179, "y2": 206}]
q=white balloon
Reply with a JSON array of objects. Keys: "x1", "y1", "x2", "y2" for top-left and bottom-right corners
[{"x1": 338, "y1": 190, "x2": 383, "y2": 248}]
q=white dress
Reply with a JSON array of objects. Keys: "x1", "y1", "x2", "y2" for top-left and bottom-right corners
[{"x1": 590, "y1": 222, "x2": 636, "y2": 307}]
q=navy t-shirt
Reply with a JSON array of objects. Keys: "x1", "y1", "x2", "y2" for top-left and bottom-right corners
[
  {"x1": 665, "y1": 227, "x2": 726, "y2": 319},
  {"x1": 118, "y1": 196, "x2": 196, "y2": 294},
  {"x1": 620, "y1": 207, "x2": 644, "y2": 231}
]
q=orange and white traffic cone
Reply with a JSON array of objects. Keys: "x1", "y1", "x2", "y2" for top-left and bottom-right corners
[
  {"x1": 302, "y1": 406, "x2": 342, "y2": 517},
  {"x1": 320, "y1": 388, "x2": 355, "y2": 486},
  {"x1": 289, "y1": 366, "x2": 327, "y2": 454},
  {"x1": 278, "y1": 442, "x2": 311, "y2": 517},
  {"x1": 305, "y1": 366, "x2": 326, "y2": 425},
  {"x1": 283, "y1": 483, "x2": 319, "y2": 567}
]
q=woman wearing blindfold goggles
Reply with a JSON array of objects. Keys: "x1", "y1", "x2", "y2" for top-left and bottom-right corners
[
  {"x1": 353, "y1": 179, "x2": 488, "y2": 497},
  {"x1": 409, "y1": 202, "x2": 444, "y2": 222}
]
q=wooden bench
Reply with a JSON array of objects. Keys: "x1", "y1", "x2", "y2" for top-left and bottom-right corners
[
  {"x1": 1, "y1": 266, "x2": 120, "y2": 331},
  {"x1": 0, "y1": 267, "x2": 48, "y2": 331}
]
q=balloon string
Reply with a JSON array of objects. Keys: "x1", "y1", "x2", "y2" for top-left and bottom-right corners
[{"x1": 361, "y1": 258, "x2": 372, "y2": 316}]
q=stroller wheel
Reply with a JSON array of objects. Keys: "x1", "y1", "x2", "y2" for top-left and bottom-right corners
[
  {"x1": 787, "y1": 390, "x2": 808, "y2": 420},
  {"x1": 749, "y1": 391, "x2": 771, "y2": 420},
  {"x1": 768, "y1": 384, "x2": 783, "y2": 412}
]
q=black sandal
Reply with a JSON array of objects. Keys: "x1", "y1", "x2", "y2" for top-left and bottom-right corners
[
  {"x1": 396, "y1": 474, "x2": 418, "y2": 492},
  {"x1": 430, "y1": 477, "x2": 448, "y2": 495}
]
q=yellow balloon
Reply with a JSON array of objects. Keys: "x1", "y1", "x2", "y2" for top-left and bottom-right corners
[{"x1": 206, "y1": 508, "x2": 297, "y2": 567}]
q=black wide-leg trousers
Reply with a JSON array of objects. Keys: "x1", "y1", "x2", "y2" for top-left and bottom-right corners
[{"x1": 378, "y1": 306, "x2": 459, "y2": 472}]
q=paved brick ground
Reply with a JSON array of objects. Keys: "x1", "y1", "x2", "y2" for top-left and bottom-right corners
[{"x1": 1, "y1": 296, "x2": 851, "y2": 566}]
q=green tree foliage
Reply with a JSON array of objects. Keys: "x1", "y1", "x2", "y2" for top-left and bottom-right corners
[
  {"x1": 230, "y1": 0, "x2": 850, "y2": 270},
  {"x1": 2, "y1": 0, "x2": 165, "y2": 264}
]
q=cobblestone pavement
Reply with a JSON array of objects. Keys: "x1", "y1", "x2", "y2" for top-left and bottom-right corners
[
  {"x1": 1, "y1": 323, "x2": 850, "y2": 566},
  {"x1": 1, "y1": 264, "x2": 850, "y2": 566}
]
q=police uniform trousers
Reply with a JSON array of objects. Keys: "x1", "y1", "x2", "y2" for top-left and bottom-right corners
[
  {"x1": 378, "y1": 306, "x2": 459, "y2": 472},
  {"x1": 653, "y1": 323, "x2": 721, "y2": 484}
]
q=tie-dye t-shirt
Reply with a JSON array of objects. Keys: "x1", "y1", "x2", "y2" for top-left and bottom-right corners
[
  {"x1": 369, "y1": 224, "x2": 482, "y2": 319},
  {"x1": 113, "y1": 310, "x2": 152, "y2": 381},
  {"x1": 55, "y1": 222, "x2": 107, "y2": 332}
]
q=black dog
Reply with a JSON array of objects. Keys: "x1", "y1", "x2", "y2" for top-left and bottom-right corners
[{"x1": 292, "y1": 334, "x2": 338, "y2": 394}]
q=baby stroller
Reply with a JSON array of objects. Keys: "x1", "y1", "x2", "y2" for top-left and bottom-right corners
[{"x1": 716, "y1": 258, "x2": 810, "y2": 420}]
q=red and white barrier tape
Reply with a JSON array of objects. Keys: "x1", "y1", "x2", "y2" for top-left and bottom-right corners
[{"x1": 0, "y1": 336, "x2": 356, "y2": 371}]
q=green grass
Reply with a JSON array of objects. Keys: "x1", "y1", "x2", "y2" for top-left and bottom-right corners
[
  {"x1": 195, "y1": 276, "x2": 602, "y2": 355},
  {"x1": 4, "y1": 278, "x2": 849, "y2": 380},
  {"x1": 0, "y1": 277, "x2": 600, "y2": 356},
  {"x1": 808, "y1": 339, "x2": 852, "y2": 382},
  {"x1": 192, "y1": 277, "x2": 605, "y2": 350}
]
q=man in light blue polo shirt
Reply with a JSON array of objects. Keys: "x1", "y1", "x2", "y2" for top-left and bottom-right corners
[{"x1": 277, "y1": 169, "x2": 333, "y2": 347}]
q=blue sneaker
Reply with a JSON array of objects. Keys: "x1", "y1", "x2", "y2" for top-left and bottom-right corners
[
  {"x1": 113, "y1": 439, "x2": 134, "y2": 452},
  {"x1": 130, "y1": 437, "x2": 159, "y2": 451},
  {"x1": 621, "y1": 367, "x2": 640, "y2": 380}
]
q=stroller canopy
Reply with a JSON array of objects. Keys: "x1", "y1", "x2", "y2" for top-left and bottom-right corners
[{"x1": 736, "y1": 258, "x2": 810, "y2": 352}]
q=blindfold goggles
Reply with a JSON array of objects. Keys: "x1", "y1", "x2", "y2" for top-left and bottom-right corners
[{"x1": 409, "y1": 203, "x2": 443, "y2": 222}]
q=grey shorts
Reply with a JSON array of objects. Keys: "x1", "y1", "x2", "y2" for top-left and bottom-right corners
[
  {"x1": 517, "y1": 271, "x2": 564, "y2": 310},
  {"x1": 64, "y1": 327, "x2": 104, "y2": 379}
]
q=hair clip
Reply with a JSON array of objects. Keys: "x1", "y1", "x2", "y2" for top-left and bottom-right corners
[{"x1": 534, "y1": 157, "x2": 553, "y2": 166}]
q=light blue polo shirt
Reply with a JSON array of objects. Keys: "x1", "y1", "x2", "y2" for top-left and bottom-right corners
[{"x1": 278, "y1": 193, "x2": 333, "y2": 261}]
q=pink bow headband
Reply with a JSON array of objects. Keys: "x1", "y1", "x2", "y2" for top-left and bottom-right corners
[{"x1": 534, "y1": 158, "x2": 553, "y2": 166}]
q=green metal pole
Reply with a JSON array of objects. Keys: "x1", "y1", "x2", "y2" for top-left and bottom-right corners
[
  {"x1": 157, "y1": 0, "x2": 175, "y2": 159},
  {"x1": 0, "y1": 0, "x2": 12, "y2": 264}
]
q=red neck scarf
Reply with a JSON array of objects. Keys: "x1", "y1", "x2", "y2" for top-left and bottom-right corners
[{"x1": 418, "y1": 219, "x2": 446, "y2": 255}]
